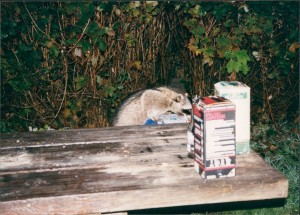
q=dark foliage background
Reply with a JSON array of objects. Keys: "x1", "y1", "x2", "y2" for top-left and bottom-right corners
[
  {"x1": 1, "y1": 1, "x2": 299, "y2": 132},
  {"x1": 1, "y1": 2, "x2": 299, "y2": 214}
]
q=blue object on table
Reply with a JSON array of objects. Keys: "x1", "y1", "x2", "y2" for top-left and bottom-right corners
[{"x1": 144, "y1": 118, "x2": 158, "y2": 125}]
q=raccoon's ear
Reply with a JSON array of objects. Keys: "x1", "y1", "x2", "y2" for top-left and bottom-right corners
[{"x1": 175, "y1": 94, "x2": 184, "y2": 102}]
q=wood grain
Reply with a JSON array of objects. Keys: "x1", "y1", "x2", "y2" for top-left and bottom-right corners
[{"x1": 0, "y1": 124, "x2": 288, "y2": 214}]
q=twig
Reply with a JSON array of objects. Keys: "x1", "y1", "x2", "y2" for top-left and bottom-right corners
[
  {"x1": 57, "y1": 10, "x2": 66, "y2": 43},
  {"x1": 49, "y1": 56, "x2": 69, "y2": 125},
  {"x1": 67, "y1": 18, "x2": 91, "y2": 54},
  {"x1": 11, "y1": 49, "x2": 21, "y2": 65},
  {"x1": 23, "y1": 3, "x2": 62, "y2": 48},
  {"x1": 265, "y1": 89, "x2": 279, "y2": 131}
]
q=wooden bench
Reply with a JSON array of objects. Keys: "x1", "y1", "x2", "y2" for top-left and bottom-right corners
[{"x1": 0, "y1": 124, "x2": 288, "y2": 214}]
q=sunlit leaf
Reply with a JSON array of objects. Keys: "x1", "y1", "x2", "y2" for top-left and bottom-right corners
[
  {"x1": 132, "y1": 61, "x2": 142, "y2": 70},
  {"x1": 235, "y1": 50, "x2": 250, "y2": 65},
  {"x1": 226, "y1": 59, "x2": 240, "y2": 73}
]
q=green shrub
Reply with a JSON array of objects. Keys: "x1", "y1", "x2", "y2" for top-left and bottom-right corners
[{"x1": 1, "y1": 1, "x2": 298, "y2": 131}]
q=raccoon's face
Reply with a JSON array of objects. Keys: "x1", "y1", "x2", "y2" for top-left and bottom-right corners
[
  {"x1": 175, "y1": 93, "x2": 192, "y2": 108},
  {"x1": 173, "y1": 93, "x2": 192, "y2": 115}
]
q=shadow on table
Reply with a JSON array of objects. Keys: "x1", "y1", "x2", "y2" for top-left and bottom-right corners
[{"x1": 128, "y1": 199, "x2": 286, "y2": 214}]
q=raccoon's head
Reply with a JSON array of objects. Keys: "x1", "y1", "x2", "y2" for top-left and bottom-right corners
[
  {"x1": 155, "y1": 86, "x2": 192, "y2": 119},
  {"x1": 173, "y1": 93, "x2": 192, "y2": 115},
  {"x1": 174, "y1": 93, "x2": 191, "y2": 108}
]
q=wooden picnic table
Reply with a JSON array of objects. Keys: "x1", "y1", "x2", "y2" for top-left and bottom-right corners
[{"x1": 0, "y1": 124, "x2": 288, "y2": 214}]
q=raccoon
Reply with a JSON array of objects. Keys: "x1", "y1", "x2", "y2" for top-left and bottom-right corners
[{"x1": 112, "y1": 86, "x2": 192, "y2": 126}]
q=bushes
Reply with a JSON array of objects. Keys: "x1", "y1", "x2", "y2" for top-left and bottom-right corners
[{"x1": 1, "y1": 1, "x2": 299, "y2": 132}]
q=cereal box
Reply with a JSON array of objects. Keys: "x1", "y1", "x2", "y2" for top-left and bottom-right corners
[{"x1": 193, "y1": 96, "x2": 236, "y2": 179}]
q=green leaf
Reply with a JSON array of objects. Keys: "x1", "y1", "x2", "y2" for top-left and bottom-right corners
[
  {"x1": 66, "y1": 5, "x2": 76, "y2": 15},
  {"x1": 267, "y1": 71, "x2": 278, "y2": 79},
  {"x1": 205, "y1": 46, "x2": 215, "y2": 57},
  {"x1": 87, "y1": 21, "x2": 99, "y2": 35},
  {"x1": 98, "y1": 40, "x2": 106, "y2": 51},
  {"x1": 200, "y1": 37, "x2": 210, "y2": 45},
  {"x1": 224, "y1": 50, "x2": 232, "y2": 59},
  {"x1": 19, "y1": 44, "x2": 33, "y2": 52},
  {"x1": 96, "y1": 75, "x2": 102, "y2": 84},
  {"x1": 235, "y1": 50, "x2": 250, "y2": 65},
  {"x1": 226, "y1": 59, "x2": 240, "y2": 73},
  {"x1": 183, "y1": 18, "x2": 197, "y2": 29},
  {"x1": 132, "y1": 9, "x2": 140, "y2": 17},
  {"x1": 146, "y1": 5, "x2": 153, "y2": 13},
  {"x1": 240, "y1": 63, "x2": 250, "y2": 75},
  {"x1": 66, "y1": 38, "x2": 77, "y2": 46},
  {"x1": 112, "y1": 22, "x2": 121, "y2": 31},
  {"x1": 9, "y1": 79, "x2": 31, "y2": 92},
  {"x1": 82, "y1": 42, "x2": 92, "y2": 53},
  {"x1": 264, "y1": 19, "x2": 273, "y2": 36},
  {"x1": 188, "y1": 5, "x2": 200, "y2": 17},
  {"x1": 98, "y1": 28, "x2": 106, "y2": 37},
  {"x1": 216, "y1": 37, "x2": 230, "y2": 48},
  {"x1": 107, "y1": 85, "x2": 116, "y2": 97},
  {"x1": 191, "y1": 26, "x2": 205, "y2": 37},
  {"x1": 49, "y1": 46, "x2": 59, "y2": 57},
  {"x1": 75, "y1": 76, "x2": 87, "y2": 91},
  {"x1": 223, "y1": 20, "x2": 234, "y2": 28},
  {"x1": 30, "y1": 50, "x2": 43, "y2": 66},
  {"x1": 279, "y1": 61, "x2": 290, "y2": 74}
]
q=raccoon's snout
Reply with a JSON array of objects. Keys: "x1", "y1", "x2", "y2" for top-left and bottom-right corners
[
  {"x1": 175, "y1": 108, "x2": 191, "y2": 117},
  {"x1": 182, "y1": 109, "x2": 191, "y2": 115}
]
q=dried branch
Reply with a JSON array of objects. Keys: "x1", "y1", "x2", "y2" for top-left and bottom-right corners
[
  {"x1": 24, "y1": 3, "x2": 62, "y2": 49},
  {"x1": 49, "y1": 56, "x2": 69, "y2": 125},
  {"x1": 67, "y1": 18, "x2": 91, "y2": 54}
]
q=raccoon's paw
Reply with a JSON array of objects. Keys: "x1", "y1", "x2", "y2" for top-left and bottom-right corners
[
  {"x1": 180, "y1": 112, "x2": 192, "y2": 123},
  {"x1": 150, "y1": 116, "x2": 160, "y2": 122}
]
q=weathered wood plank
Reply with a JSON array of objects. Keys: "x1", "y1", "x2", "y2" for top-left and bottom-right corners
[
  {"x1": 0, "y1": 124, "x2": 187, "y2": 148},
  {"x1": 0, "y1": 124, "x2": 288, "y2": 214}
]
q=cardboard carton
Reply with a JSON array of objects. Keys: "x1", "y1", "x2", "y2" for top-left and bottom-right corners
[
  {"x1": 214, "y1": 81, "x2": 250, "y2": 154},
  {"x1": 193, "y1": 96, "x2": 236, "y2": 179}
]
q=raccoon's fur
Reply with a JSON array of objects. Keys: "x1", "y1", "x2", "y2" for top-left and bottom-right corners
[{"x1": 112, "y1": 86, "x2": 192, "y2": 126}]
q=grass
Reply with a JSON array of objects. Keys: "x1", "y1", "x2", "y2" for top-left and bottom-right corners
[
  {"x1": 246, "y1": 121, "x2": 299, "y2": 215},
  {"x1": 193, "y1": 121, "x2": 300, "y2": 215}
]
